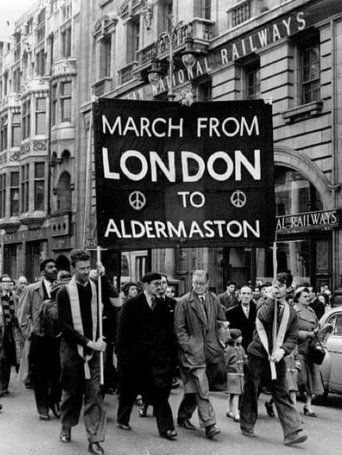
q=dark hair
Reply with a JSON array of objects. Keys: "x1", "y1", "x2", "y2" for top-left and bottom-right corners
[
  {"x1": 70, "y1": 250, "x2": 91, "y2": 268},
  {"x1": 141, "y1": 272, "x2": 162, "y2": 283},
  {"x1": 40, "y1": 258, "x2": 56, "y2": 272},
  {"x1": 260, "y1": 281, "x2": 272, "y2": 290},
  {"x1": 121, "y1": 282, "x2": 138, "y2": 296},
  {"x1": 276, "y1": 272, "x2": 290, "y2": 286},
  {"x1": 226, "y1": 280, "x2": 237, "y2": 287}
]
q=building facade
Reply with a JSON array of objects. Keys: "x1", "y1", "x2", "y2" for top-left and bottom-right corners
[{"x1": 1, "y1": 0, "x2": 342, "y2": 294}]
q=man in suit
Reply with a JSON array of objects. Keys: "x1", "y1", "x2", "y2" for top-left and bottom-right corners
[
  {"x1": 217, "y1": 280, "x2": 239, "y2": 311},
  {"x1": 225, "y1": 285, "x2": 257, "y2": 352},
  {"x1": 116, "y1": 272, "x2": 177, "y2": 440},
  {"x1": 18, "y1": 259, "x2": 58, "y2": 419}
]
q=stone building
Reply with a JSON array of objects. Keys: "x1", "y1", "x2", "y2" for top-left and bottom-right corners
[{"x1": 1, "y1": 0, "x2": 342, "y2": 293}]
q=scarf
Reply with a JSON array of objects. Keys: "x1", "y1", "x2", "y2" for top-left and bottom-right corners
[
  {"x1": 66, "y1": 276, "x2": 98, "y2": 379},
  {"x1": 1, "y1": 293, "x2": 15, "y2": 326},
  {"x1": 256, "y1": 300, "x2": 290, "y2": 380}
]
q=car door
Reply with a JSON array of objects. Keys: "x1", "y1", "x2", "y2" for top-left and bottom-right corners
[{"x1": 324, "y1": 312, "x2": 342, "y2": 392}]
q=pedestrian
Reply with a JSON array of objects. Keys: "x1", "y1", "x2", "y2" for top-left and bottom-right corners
[
  {"x1": 18, "y1": 259, "x2": 58, "y2": 419},
  {"x1": 120, "y1": 282, "x2": 139, "y2": 304},
  {"x1": 174, "y1": 269, "x2": 226, "y2": 439},
  {"x1": 56, "y1": 250, "x2": 108, "y2": 455},
  {"x1": 240, "y1": 272, "x2": 307, "y2": 446},
  {"x1": 217, "y1": 280, "x2": 239, "y2": 311},
  {"x1": 116, "y1": 272, "x2": 177, "y2": 440},
  {"x1": 293, "y1": 286, "x2": 324, "y2": 417},
  {"x1": 225, "y1": 285, "x2": 257, "y2": 352},
  {"x1": 225, "y1": 328, "x2": 246, "y2": 422},
  {"x1": 0, "y1": 274, "x2": 24, "y2": 397}
]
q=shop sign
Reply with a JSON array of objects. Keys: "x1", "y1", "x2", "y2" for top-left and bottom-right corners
[
  {"x1": 276, "y1": 210, "x2": 340, "y2": 234},
  {"x1": 94, "y1": 98, "x2": 275, "y2": 250},
  {"x1": 0, "y1": 228, "x2": 47, "y2": 244}
]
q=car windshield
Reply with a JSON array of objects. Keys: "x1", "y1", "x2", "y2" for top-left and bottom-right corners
[{"x1": 327, "y1": 313, "x2": 342, "y2": 335}]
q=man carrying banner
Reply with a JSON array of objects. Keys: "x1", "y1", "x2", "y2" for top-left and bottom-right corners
[
  {"x1": 57, "y1": 249, "x2": 111, "y2": 455},
  {"x1": 240, "y1": 272, "x2": 307, "y2": 446}
]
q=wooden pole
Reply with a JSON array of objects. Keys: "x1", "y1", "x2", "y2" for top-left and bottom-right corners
[
  {"x1": 271, "y1": 238, "x2": 278, "y2": 380},
  {"x1": 97, "y1": 246, "x2": 104, "y2": 385}
]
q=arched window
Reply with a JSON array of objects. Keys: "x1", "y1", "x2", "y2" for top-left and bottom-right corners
[
  {"x1": 61, "y1": 149, "x2": 71, "y2": 163},
  {"x1": 56, "y1": 171, "x2": 72, "y2": 211}
]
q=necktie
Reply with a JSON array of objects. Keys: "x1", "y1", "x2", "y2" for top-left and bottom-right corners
[
  {"x1": 151, "y1": 297, "x2": 156, "y2": 311},
  {"x1": 245, "y1": 306, "x2": 249, "y2": 318}
]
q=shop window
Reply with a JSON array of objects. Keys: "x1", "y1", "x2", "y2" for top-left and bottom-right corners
[
  {"x1": 0, "y1": 115, "x2": 8, "y2": 151},
  {"x1": 34, "y1": 162, "x2": 45, "y2": 211},
  {"x1": 275, "y1": 167, "x2": 323, "y2": 216},
  {"x1": 60, "y1": 81, "x2": 72, "y2": 122},
  {"x1": 21, "y1": 163, "x2": 29, "y2": 213},
  {"x1": 0, "y1": 174, "x2": 6, "y2": 218},
  {"x1": 301, "y1": 42, "x2": 320, "y2": 104},
  {"x1": 22, "y1": 99, "x2": 31, "y2": 139},
  {"x1": 11, "y1": 113, "x2": 21, "y2": 147},
  {"x1": 35, "y1": 98, "x2": 46, "y2": 135},
  {"x1": 10, "y1": 171, "x2": 19, "y2": 216}
]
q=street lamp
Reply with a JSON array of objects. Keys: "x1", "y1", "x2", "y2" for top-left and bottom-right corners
[{"x1": 147, "y1": 19, "x2": 198, "y2": 102}]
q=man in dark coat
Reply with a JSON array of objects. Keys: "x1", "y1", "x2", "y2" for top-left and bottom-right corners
[
  {"x1": 57, "y1": 250, "x2": 110, "y2": 455},
  {"x1": 116, "y1": 272, "x2": 177, "y2": 440},
  {"x1": 174, "y1": 269, "x2": 226, "y2": 440},
  {"x1": 226, "y1": 285, "x2": 257, "y2": 352},
  {"x1": 240, "y1": 273, "x2": 307, "y2": 446},
  {"x1": 217, "y1": 280, "x2": 239, "y2": 311}
]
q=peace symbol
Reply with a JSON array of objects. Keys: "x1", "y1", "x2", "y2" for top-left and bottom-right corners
[
  {"x1": 231, "y1": 190, "x2": 247, "y2": 208},
  {"x1": 129, "y1": 191, "x2": 146, "y2": 210}
]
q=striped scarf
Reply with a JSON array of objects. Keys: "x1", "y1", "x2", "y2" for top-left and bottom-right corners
[{"x1": 1, "y1": 293, "x2": 15, "y2": 326}]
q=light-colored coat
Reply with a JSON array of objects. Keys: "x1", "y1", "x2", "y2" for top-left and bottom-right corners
[
  {"x1": 174, "y1": 290, "x2": 226, "y2": 396},
  {"x1": 18, "y1": 280, "x2": 46, "y2": 338}
]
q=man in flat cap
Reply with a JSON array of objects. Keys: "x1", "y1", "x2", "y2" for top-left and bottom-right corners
[{"x1": 116, "y1": 272, "x2": 177, "y2": 440}]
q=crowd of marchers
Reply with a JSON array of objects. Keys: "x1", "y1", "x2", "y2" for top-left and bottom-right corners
[{"x1": 0, "y1": 257, "x2": 336, "y2": 454}]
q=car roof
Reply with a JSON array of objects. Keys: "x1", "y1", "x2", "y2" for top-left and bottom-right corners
[{"x1": 320, "y1": 306, "x2": 342, "y2": 324}]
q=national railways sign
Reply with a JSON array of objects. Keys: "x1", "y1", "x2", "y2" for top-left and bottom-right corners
[{"x1": 94, "y1": 99, "x2": 275, "y2": 250}]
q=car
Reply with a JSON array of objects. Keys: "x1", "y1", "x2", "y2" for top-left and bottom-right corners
[{"x1": 319, "y1": 306, "x2": 342, "y2": 398}]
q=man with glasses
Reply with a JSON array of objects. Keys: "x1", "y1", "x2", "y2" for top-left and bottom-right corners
[
  {"x1": 116, "y1": 272, "x2": 177, "y2": 440},
  {"x1": 174, "y1": 270, "x2": 226, "y2": 439}
]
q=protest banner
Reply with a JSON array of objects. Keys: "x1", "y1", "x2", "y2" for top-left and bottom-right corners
[{"x1": 94, "y1": 99, "x2": 275, "y2": 250}]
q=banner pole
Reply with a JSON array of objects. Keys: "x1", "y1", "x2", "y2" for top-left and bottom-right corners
[
  {"x1": 97, "y1": 245, "x2": 104, "y2": 385},
  {"x1": 271, "y1": 235, "x2": 278, "y2": 380}
]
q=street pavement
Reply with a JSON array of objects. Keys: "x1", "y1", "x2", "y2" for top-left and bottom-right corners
[{"x1": 0, "y1": 374, "x2": 341, "y2": 455}]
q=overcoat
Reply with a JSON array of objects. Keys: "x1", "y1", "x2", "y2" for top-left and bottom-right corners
[
  {"x1": 174, "y1": 290, "x2": 226, "y2": 394},
  {"x1": 116, "y1": 293, "x2": 176, "y2": 393},
  {"x1": 225, "y1": 301, "x2": 257, "y2": 351}
]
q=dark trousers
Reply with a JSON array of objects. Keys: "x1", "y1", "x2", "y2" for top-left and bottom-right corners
[
  {"x1": 103, "y1": 341, "x2": 118, "y2": 393},
  {"x1": 29, "y1": 334, "x2": 61, "y2": 415},
  {"x1": 0, "y1": 326, "x2": 17, "y2": 391},
  {"x1": 240, "y1": 354, "x2": 302, "y2": 438},
  {"x1": 61, "y1": 351, "x2": 106, "y2": 443},
  {"x1": 117, "y1": 367, "x2": 174, "y2": 436}
]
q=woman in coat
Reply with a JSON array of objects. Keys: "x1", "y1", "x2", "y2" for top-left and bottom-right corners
[{"x1": 293, "y1": 286, "x2": 323, "y2": 417}]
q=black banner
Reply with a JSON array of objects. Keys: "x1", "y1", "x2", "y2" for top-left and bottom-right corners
[{"x1": 94, "y1": 99, "x2": 275, "y2": 250}]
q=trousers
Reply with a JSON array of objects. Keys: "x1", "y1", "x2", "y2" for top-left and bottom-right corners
[
  {"x1": 177, "y1": 392, "x2": 216, "y2": 428},
  {"x1": 240, "y1": 354, "x2": 302, "y2": 437},
  {"x1": 60, "y1": 349, "x2": 106, "y2": 443}
]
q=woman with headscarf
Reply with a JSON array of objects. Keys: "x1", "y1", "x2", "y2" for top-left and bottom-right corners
[{"x1": 293, "y1": 286, "x2": 323, "y2": 417}]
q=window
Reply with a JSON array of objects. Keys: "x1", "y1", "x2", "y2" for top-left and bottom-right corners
[
  {"x1": 13, "y1": 68, "x2": 21, "y2": 93},
  {"x1": 34, "y1": 162, "x2": 45, "y2": 211},
  {"x1": 0, "y1": 174, "x2": 6, "y2": 218},
  {"x1": 326, "y1": 313, "x2": 342, "y2": 336},
  {"x1": 10, "y1": 172, "x2": 19, "y2": 216},
  {"x1": 52, "y1": 84, "x2": 58, "y2": 126},
  {"x1": 127, "y1": 17, "x2": 140, "y2": 63},
  {"x1": 202, "y1": 0, "x2": 211, "y2": 20},
  {"x1": 99, "y1": 35, "x2": 112, "y2": 79},
  {"x1": 302, "y1": 43, "x2": 320, "y2": 104},
  {"x1": 61, "y1": 26, "x2": 72, "y2": 58},
  {"x1": 36, "y1": 9, "x2": 46, "y2": 43},
  {"x1": 197, "y1": 80, "x2": 212, "y2": 101},
  {"x1": 22, "y1": 99, "x2": 31, "y2": 139},
  {"x1": 35, "y1": 98, "x2": 46, "y2": 135},
  {"x1": 36, "y1": 49, "x2": 46, "y2": 76},
  {"x1": 11, "y1": 113, "x2": 21, "y2": 147},
  {"x1": 60, "y1": 81, "x2": 72, "y2": 122},
  {"x1": 57, "y1": 171, "x2": 71, "y2": 211},
  {"x1": 21, "y1": 164, "x2": 29, "y2": 213},
  {"x1": 0, "y1": 115, "x2": 8, "y2": 151},
  {"x1": 247, "y1": 67, "x2": 260, "y2": 98},
  {"x1": 230, "y1": 0, "x2": 250, "y2": 28}
]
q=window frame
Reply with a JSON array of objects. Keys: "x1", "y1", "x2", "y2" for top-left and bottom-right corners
[
  {"x1": 34, "y1": 162, "x2": 45, "y2": 211},
  {"x1": 21, "y1": 163, "x2": 29, "y2": 213},
  {"x1": 10, "y1": 171, "x2": 20, "y2": 217}
]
